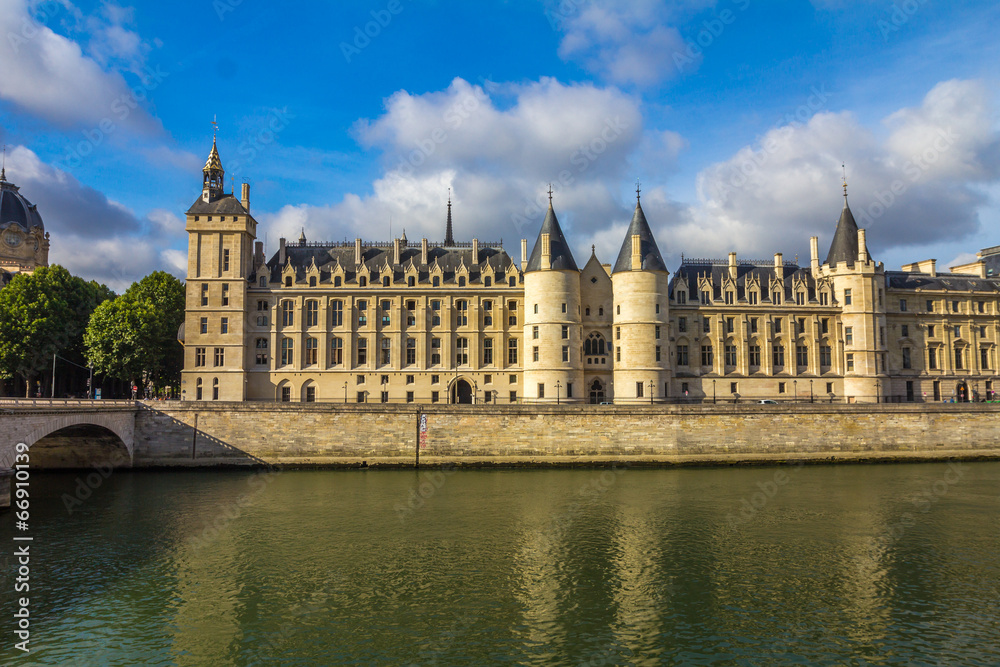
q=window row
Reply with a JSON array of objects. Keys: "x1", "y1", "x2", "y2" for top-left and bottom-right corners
[
  {"x1": 259, "y1": 299, "x2": 520, "y2": 329},
  {"x1": 259, "y1": 336, "x2": 520, "y2": 367},
  {"x1": 269, "y1": 274, "x2": 520, "y2": 289}
]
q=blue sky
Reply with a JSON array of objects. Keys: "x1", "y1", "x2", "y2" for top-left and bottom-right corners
[{"x1": 1, "y1": 0, "x2": 999, "y2": 290}]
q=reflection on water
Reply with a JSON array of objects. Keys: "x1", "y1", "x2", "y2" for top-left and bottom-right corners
[{"x1": 2, "y1": 463, "x2": 999, "y2": 665}]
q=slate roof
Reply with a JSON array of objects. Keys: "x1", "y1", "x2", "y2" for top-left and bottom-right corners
[
  {"x1": 670, "y1": 260, "x2": 817, "y2": 303},
  {"x1": 612, "y1": 200, "x2": 667, "y2": 273},
  {"x1": 885, "y1": 271, "x2": 1000, "y2": 293},
  {"x1": 257, "y1": 242, "x2": 517, "y2": 285},
  {"x1": 825, "y1": 199, "x2": 867, "y2": 267},
  {"x1": 525, "y1": 204, "x2": 579, "y2": 272},
  {"x1": 0, "y1": 175, "x2": 44, "y2": 232},
  {"x1": 186, "y1": 194, "x2": 250, "y2": 216}
]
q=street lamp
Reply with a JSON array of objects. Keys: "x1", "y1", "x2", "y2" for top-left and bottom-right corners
[
  {"x1": 876, "y1": 379, "x2": 881, "y2": 403},
  {"x1": 794, "y1": 379, "x2": 798, "y2": 403},
  {"x1": 809, "y1": 379, "x2": 814, "y2": 403},
  {"x1": 555, "y1": 381, "x2": 562, "y2": 405},
  {"x1": 344, "y1": 381, "x2": 348, "y2": 404},
  {"x1": 712, "y1": 379, "x2": 716, "y2": 404},
  {"x1": 648, "y1": 379, "x2": 655, "y2": 405}
]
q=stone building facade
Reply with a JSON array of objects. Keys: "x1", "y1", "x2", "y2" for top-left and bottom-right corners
[
  {"x1": 180, "y1": 141, "x2": 1000, "y2": 404},
  {"x1": 0, "y1": 166, "x2": 50, "y2": 287}
]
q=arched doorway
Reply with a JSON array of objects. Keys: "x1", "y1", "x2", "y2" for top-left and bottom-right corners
[
  {"x1": 589, "y1": 379, "x2": 606, "y2": 404},
  {"x1": 452, "y1": 379, "x2": 473, "y2": 404},
  {"x1": 956, "y1": 381, "x2": 969, "y2": 403}
]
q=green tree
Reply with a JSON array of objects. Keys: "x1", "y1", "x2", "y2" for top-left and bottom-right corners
[
  {"x1": 84, "y1": 271, "x2": 185, "y2": 396},
  {"x1": 0, "y1": 266, "x2": 112, "y2": 397}
]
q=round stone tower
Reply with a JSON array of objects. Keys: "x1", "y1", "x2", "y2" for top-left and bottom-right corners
[
  {"x1": 611, "y1": 194, "x2": 670, "y2": 403},
  {"x1": 522, "y1": 195, "x2": 583, "y2": 403}
]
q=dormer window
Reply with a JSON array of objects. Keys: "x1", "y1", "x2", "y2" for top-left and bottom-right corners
[{"x1": 284, "y1": 276, "x2": 292, "y2": 287}]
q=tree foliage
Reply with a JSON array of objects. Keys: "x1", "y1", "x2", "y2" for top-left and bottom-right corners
[
  {"x1": 84, "y1": 271, "x2": 185, "y2": 394},
  {"x1": 0, "y1": 266, "x2": 112, "y2": 396}
]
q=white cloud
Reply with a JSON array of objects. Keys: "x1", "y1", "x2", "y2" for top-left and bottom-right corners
[
  {"x1": 550, "y1": 0, "x2": 716, "y2": 86},
  {"x1": 0, "y1": 0, "x2": 159, "y2": 132},
  {"x1": 2, "y1": 145, "x2": 186, "y2": 291},
  {"x1": 683, "y1": 79, "x2": 1000, "y2": 262}
]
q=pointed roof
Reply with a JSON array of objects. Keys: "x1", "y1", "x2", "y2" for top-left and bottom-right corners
[
  {"x1": 824, "y1": 192, "x2": 870, "y2": 268},
  {"x1": 612, "y1": 199, "x2": 667, "y2": 273},
  {"x1": 204, "y1": 138, "x2": 223, "y2": 172},
  {"x1": 444, "y1": 191, "x2": 455, "y2": 246},
  {"x1": 525, "y1": 202, "x2": 579, "y2": 272}
]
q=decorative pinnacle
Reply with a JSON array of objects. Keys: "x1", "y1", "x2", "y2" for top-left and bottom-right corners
[
  {"x1": 636, "y1": 179, "x2": 641, "y2": 202},
  {"x1": 842, "y1": 163, "x2": 848, "y2": 201},
  {"x1": 212, "y1": 115, "x2": 218, "y2": 142},
  {"x1": 1, "y1": 144, "x2": 6, "y2": 181},
  {"x1": 547, "y1": 183, "x2": 553, "y2": 205}
]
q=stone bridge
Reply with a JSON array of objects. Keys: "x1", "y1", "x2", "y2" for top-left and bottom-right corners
[{"x1": 0, "y1": 399, "x2": 138, "y2": 469}]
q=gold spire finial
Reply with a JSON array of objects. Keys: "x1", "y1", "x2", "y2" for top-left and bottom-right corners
[{"x1": 212, "y1": 115, "x2": 218, "y2": 142}]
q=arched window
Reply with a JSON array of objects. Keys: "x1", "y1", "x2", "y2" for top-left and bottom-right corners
[
  {"x1": 212, "y1": 378, "x2": 219, "y2": 401},
  {"x1": 585, "y1": 307, "x2": 591, "y2": 316},
  {"x1": 303, "y1": 383, "x2": 316, "y2": 403},
  {"x1": 584, "y1": 332, "x2": 607, "y2": 357},
  {"x1": 196, "y1": 378, "x2": 203, "y2": 401}
]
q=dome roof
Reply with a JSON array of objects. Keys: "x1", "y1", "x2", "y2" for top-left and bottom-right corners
[{"x1": 0, "y1": 171, "x2": 44, "y2": 233}]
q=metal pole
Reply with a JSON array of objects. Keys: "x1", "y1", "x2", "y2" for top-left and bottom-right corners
[
  {"x1": 51, "y1": 353, "x2": 56, "y2": 398},
  {"x1": 713, "y1": 380, "x2": 716, "y2": 404},
  {"x1": 89, "y1": 366, "x2": 93, "y2": 400}
]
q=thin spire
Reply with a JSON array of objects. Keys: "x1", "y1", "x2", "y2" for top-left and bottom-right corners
[
  {"x1": 636, "y1": 178, "x2": 641, "y2": 202},
  {"x1": 841, "y1": 163, "x2": 848, "y2": 206},
  {"x1": 1, "y1": 144, "x2": 6, "y2": 181},
  {"x1": 445, "y1": 188, "x2": 455, "y2": 246},
  {"x1": 547, "y1": 183, "x2": 554, "y2": 206},
  {"x1": 212, "y1": 115, "x2": 218, "y2": 143}
]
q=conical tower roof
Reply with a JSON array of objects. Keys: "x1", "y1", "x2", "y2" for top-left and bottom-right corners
[
  {"x1": 525, "y1": 200, "x2": 578, "y2": 272},
  {"x1": 612, "y1": 199, "x2": 666, "y2": 273},
  {"x1": 825, "y1": 179, "x2": 869, "y2": 267},
  {"x1": 204, "y1": 138, "x2": 223, "y2": 172}
]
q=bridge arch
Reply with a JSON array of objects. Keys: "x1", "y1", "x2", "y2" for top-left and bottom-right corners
[{"x1": 0, "y1": 408, "x2": 135, "y2": 469}]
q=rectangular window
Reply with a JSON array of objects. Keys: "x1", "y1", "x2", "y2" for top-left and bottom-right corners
[
  {"x1": 331, "y1": 338, "x2": 343, "y2": 365},
  {"x1": 223, "y1": 249, "x2": 230, "y2": 272},
  {"x1": 796, "y1": 345, "x2": 808, "y2": 367},
  {"x1": 281, "y1": 338, "x2": 294, "y2": 366},
  {"x1": 954, "y1": 325, "x2": 961, "y2": 338},
  {"x1": 773, "y1": 318, "x2": 782, "y2": 335},
  {"x1": 900, "y1": 299, "x2": 907, "y2": 312},
  {"x1": 562, "y1": 303, "x2": 567, "y2": 313},
  {"x1": 952, "y1": 300, "x2": 960, "y2": 313},
  {"x1": 331, "y1": 300, "x2": 343, "y2": 327},
  {"x1": 731, "y1": 382, "x2": 738, "y2": 394},
  {"x1": 845, "y1": 327, "x2": 853, "y2": 345},
  {"x1": 821, "y1": 318, "x2": 829, "y2": 335},
  {"x1": 533, "y1": 346, "x2": 539, "y2": 362},
  {"x1": 221, "y1": 284, "x2": 229, "y2": 307},
  {"x1": 221, "y1": 318, "x2": 229, "y2": 334},
  {"x1": 982, "y1": 348, "x2": 990, "y2": 370},
  {"x1": 538, "y1": 383, "x2": 544, "y2": 399},
  {"x1": 212, "y1": 347, "x2": 224, "y2": 367},
  {"x1": 509, "y1": 391, "x2": 516, "y2": 403},
  {"x1": 772, "y1": 345, "x2": 785, "y2": 367},
  {"x1": 282, "y1": 300, "x2": 294, "y2": 327},
  {"x1": 201, "y1": 283, "x2": 209, "y2": 307},
  {"x1": 846, "y1": 353, "x2": 854, "y2": 372},
  {"x1": 826, "y1": 382, "x2": 833, "y2": 394},
  {"x1": 406, "y1": 391, "x2": 414, "y2": 404},
  {"x1": 357, "y1": 374, "x2": 365, "y2": 384},
  {"x1": 509, "y1": 374, "x2": 516, "y2": 384},
  {"x1": 726, "y1": 318, "x2": 734, "y2": 334},
  {"x1": 562, "y1": 325, "x2": 569, "y2": 339},
  {"x1": 725, "y1": 345, "x2": 736, "y2": 366},
  {"x1": 381, "y1": 300, "x2": 392, "y2": 326},
  {"x1": 356, "y1": 391, "x2": 366, "y2": 403},
  {"x1": 749, "y1": 291, "x2": 758, "y2": 305},
  {"x1": 701, "y1": 290, "x2": 711, "y2": 305},
  {"x1": 483, "y1": 338, "x2": 494, "y2": 365},
  {"x1": 778, "y1": 382, "x2": 785, "y2": 394},
  {"x1": 456, "y1": 300, "x2": 468, "y2": 327},
  {"x1": 796, "y1": 292, "x2": 805, "y2": 306},
  {"x1": 926, "y1": 300, "x2": 934, "y2": 312},
  {"x1": 978, "y1": 301, "x2": 985, "y2": 313},
  {"x1": 928, "y1": 325, "x2": 936, "y2": 337},
  {"x1": 533, "y1": 326, "x2": 539, "y2": 340},
  {"x1": 703, "y1": 317, "x2": 710, "y2": 333},
  {"x1": 257, "y1": 300, "x2": 268, "y2": 312},
  {"x1": 508, "y1": 301, "x2": 518, "y2": 326},
  {"x1": 381, "y1": 391, "x2": 389, "y2": 404},
  {"x1": 819, "y1": 292, "x2": 828, "y2": 306},
  {"x1": 305, "y1": 337, "x2": 318, "y2": 365},
  {"x1": 636, "y1": 381, "x2": 644, "y2": 398},
  {"x1": 681, "y1": 382, "x2": 689, "y2": 394},
  {"x1": 562, "y1": 346, "x2": 569, "y2": 362},
  {"x1": 725, "y1": 291, "x2": 734, "y2": 305},
  {"x1": 750, "y1": 318, "x2": 758, "y2": 334},
  {"x1": 431, "y1": 375, "x2": 440, "y2": 384},
  {"x1": 566, "y1": 383, "x2": 573, "y2": 398},
  {"x1": 406, "y1": 338, "x2": 416, "y2": 365},
  {"x1": 820, "y1": 346, "x2": 832, "y2": 367},
  {"x1": 508, "y1": 339, "x2": 518, "y2": 364},
  {"x1": 797, "y1": 318, "x2": 806, "y2": 334},
  {"x1": 701, "y1": 345, "x2": 713, "y2": 366},
  {"x1": 902, "y1": 348, "x2": 912, "y2": 369},
  {"x1": 901, "y1": 324, "x2": 909, "y2": 338},
  {"x1": 656, "y1": 325, "x2": 662, "y2": 339},
  {"x1": 928, "y1": 347, "x2": 937, "y2": 370},
  {"x1": 677, "y1": 345, "x2": 689, "y2": 366},
  {"x1": 431, "y1": 338, "x2": 441, "y2": 366},
  {"x1": 844, "y1": 289, "x2": 852, "y2": 305},
  {"x1": 380, "y1": 338, "x2": 391, "y2": 365},
  {"x1": 748, "y1": 345, "x2": 760, "y2": 366},
  {"x1": 200, "y1": 317, "x2": 208, "y2": 334},
  {"x1": 306, "y1": 300, "x2": 318, "y2": 327},
  {"x1": 195, "y1": 347, "x2": 206, "y2": 367},
  {"x1": 357, "y1": 338, "x2": 367, "y2": 365},
  {"x1": 616, "y1": 326, "x2": 621, "y2": 340},
  {"x1": 955, "y1": 347, "x2": 964, "y2": 370},
  {"x1": 678, "y1": 317, "x2": 687, "y2": 333},
  {"x1": 656, "y1": 346, "x2": 662, "y2": 362},
  {"x1": 431, "y1": 391, "x2": 440, "y2": 404},
  {"x1": 456, "y1": 338, "x2": 469, "y2": 365},
  {"x1": 980, "y1": 325, "x2": 987, "y2": 338}
]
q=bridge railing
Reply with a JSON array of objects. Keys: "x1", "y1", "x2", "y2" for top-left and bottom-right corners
[{"x1": 0, "y1": 398, "x2": 138, "y2": 408}]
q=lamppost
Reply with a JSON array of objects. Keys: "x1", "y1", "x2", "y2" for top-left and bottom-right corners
[
  {"x1": 344, "y1": 381, "x2": 348, "y2": 404},
  {"x1": 809, "y1": 379, "x2": 814, "y2": 403},
  {"x1": 712, "y1": 379, "x2": 716, "y2": 404},
  {"x1": 648, "y1": 379, "x2": 655, "y2": 405},
  {"x1": 555, "y1": 381, "x2": 562, "y2": 405},
  {"x1": 876, "y1": 379, "x2": 881, "y2": 404},
  {"x1": 794, "y1": 379, "x2": 798, "y2": 403}
]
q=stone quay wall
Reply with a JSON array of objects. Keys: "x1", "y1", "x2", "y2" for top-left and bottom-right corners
[{"x1": 133, "y1": 402, "x2": 1000, "y2": 468}]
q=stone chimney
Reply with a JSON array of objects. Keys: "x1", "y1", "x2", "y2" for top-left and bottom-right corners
[
  {"x1": 421, "y1": 238, "x2": 429, "y2": 265},
  {"x1": 472, "y1": 238, "x2": 479, "y2": 265},
  {"x1": 278, "y1": 238, "x2": 286, "y2": 266},
  {"x1": 521, "y1": 239, "x2": 528, "y2": 272},
  {"x1": 774, "y1": 253, "x2": 784, "y2": 280},
  {"x1": 810, "y1": 236, "x2": 819, "y2": 276},
  {"x1": 241, "y1": 182, "x2": 250, "y2": 213},
  {"x1": 355, "y1": 238, "x2": 362, "y2": 266},
  {"x1": 254, "y1": 241, "x2": 264, "y2": 268},
  {"x1": 858, "y1": 229, "x2": 868, "y2": 263},
  {"x1": 728, "y1": 252, "x2": 737, "y2": 280},
  {"x1": 393, "y1": 238, "x2": 401, "y2": 265}
]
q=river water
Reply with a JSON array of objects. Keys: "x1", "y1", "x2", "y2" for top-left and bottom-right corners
[{"x1": 2, "y1": 462, "x2": 999, "y2": 666}]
